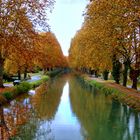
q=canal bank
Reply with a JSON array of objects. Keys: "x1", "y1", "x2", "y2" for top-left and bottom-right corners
[
  {"x1": 0, "y1": 69, "x2": 66, "y2": 105},
  {"x1": 0, "y1": 75, "x2": 49, "y2": 105},
  {"x1": 77, "y1": 74, "x2": 140, "y2": 112}
]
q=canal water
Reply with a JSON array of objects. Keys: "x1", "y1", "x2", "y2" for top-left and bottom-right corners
[{"x1": 1, "y1": 74, "x2": 140, "y2": 140}]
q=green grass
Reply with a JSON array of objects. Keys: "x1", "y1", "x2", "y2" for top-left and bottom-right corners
[
  {"x1": 15, "y1": 82, "x2": 31, "y2": 94},
  {"x1": 79, "y1": 74, "x2": 140, "y2": 112},
  {"x1": 30, "y1": 75, "x2": 49, "y2": 88},
  {"x1": 2, "y1": 91, "x2": 14, "y2": 100},
  {"x1": 1, "y1": 75, "x2": 49, "y2": 103},
  {"x1": 2, "y1": 82, "x2": 31, "y2": 101}
]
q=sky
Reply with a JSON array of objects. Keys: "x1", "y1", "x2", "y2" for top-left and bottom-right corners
[{"x1": 48, "y1": 0, "x2": 88, "y2": 56}]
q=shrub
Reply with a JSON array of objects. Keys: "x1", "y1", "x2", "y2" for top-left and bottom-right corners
[
  {"x1": 2, "y1": 91, "x2": 13, "y2": 100},
  {"x1": 30, "y1": 81, "x2": 41, "y2": 88},
  {"x1": 0, "y1": 75, "x2": 49, "y2": 103},
  {"x1": 41, "y1": 75, "x2": 49, "y2": 82},
  {"x1": 30, "y1": 75, "x2": 49, "y2": 88},
  {"x1": 15, "y1": 81, "x2": 31, "y2": 94}
]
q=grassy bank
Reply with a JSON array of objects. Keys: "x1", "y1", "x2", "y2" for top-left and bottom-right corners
[
  {"x1": 30, "y1": 75, "x2": 49, "y2": 88},
  {"x1": 0, "y1": 75, "x2": 49, "y2": 104},
  {"x1": 78, "y1": 74, "x2": 140, "y2": 112}
]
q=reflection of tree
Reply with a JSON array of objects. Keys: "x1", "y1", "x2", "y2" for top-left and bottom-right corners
[
  {"x1": 0, "y1": 104, "x2": 10, "y2": 140},
  {"x1": 0, "y1": 99, "x2": 36, "y2": 140},
  {"x1": 0, "y1": 75, "x2": 68, "y2": 139},
  {"x1": 31, "y1": 76, "x2": 67, "y2": 120},
  {"x1": 10, "y1": 91, "x2": 57, "y2": 140},
  {"x1": 108, "y1": 102, "x2": 140, "y2": 140},
  {"x1": 69, "y1": 77, "x2": 112, "y2": 140},
  {"x1": 69, "y1": 76, "x2": 140, "y2": 140},
  {"x1": 107, "y1": 101, "x2": 128, "y2": 140},
  {"x1": 35, "y1": 120, "x2": 55, "y2": 140},
  {"x1": 13, "y1": 110, "x2": 38, "y2": 140}
]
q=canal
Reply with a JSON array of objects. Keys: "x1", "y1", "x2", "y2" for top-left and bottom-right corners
[{"x1": 0, "y1": 74, "x2": 140, "y2": 140}]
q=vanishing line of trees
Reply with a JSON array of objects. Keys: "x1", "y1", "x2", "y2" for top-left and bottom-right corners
[
  {"x1": 69, "y1": 0, "x2": 140, "y2": 90},
  {"x1": 0, "y1": 0, "x2": 67, "y2": 87}
]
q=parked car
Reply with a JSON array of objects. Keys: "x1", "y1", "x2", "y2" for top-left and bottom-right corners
[{"x1": 13, "y1": 80, "x2": 21, "y2": 86}]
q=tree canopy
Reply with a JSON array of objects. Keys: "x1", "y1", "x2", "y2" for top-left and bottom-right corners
[
  {"x1": 0, "y1": 0, "x2": 67, "y2": 86},
  {"x1": 69, "y1": 0, "x2": 140, "y2": 89}
]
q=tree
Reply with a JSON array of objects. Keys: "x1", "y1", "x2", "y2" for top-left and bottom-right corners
[
  {"x1": 0, "y1": 0, "x2": 54, "y2": 87},
  {"x1": 69, "y1": 0, "x2": 140, "y2": 89},
  {"x1": 35, "y1": 32, "x2": 67, "y2": 71},
  {"x1": 112, "y1": 55, "x2": 122, "y2": 84}
]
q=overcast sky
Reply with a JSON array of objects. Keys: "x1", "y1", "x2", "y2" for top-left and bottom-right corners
[{"x1": 48, "y1": 0, "x2": 88, "y2": 56}]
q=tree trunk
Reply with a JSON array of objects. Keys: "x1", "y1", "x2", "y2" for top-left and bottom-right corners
[
  {"x1": 103, "y1": 70, "x2": 109, "y2": 80},
  {"x1": 89, "y1": 69, "x2": 94, "y2": 75},
  {"x1": 24, "y1": 67, "x2": 28, "y2": 79},
  {"x1": 130, "y1": 29, "x2": 139, "y2": 89},
  {"x1": 130, "y1": 69, "x2": 139, "y2": 90},
  {"x1": 132, "y1": 77, "x2": 138, "y2": 89},
  {"x1": 95, "y1": 70, "x2": 98, "y2": 78},
  {"x1": 122, "y1": 61, "x2": 129, "y2": 87},
  {"x1": 0, "y1": 56, "x2": 4, "y2": 88},
  {"x1": 18, "y1": 69, "x2": 21, "y2": 80},
  {"x1": 112, "y1": 55, "x2": 121, "y2": 84}
]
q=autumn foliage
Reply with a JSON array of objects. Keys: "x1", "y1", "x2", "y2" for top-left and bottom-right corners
[
  {"x1": 35, "y1": 32, "x2": 68, "y2": 71},
  {"x1": 69, "y1": 0, "x2": 140, "y2": 89},
  {"x1": 0, "y1": 0, "x2": 67, "y2": 87}
]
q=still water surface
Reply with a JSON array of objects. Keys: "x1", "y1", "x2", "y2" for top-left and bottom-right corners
[{"x1": 1, "y1": 75, "x2": 140, "y2": 140}]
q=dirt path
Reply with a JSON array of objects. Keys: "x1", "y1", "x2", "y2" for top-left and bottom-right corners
[{"x1": 89, "y1": 77, "x2": 140, "y2": 97}]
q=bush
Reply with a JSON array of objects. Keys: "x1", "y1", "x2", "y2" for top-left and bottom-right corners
[
  {"x1": 0, "y1": 75, "x2": 49, "y2": 103},
  {"x1": 41, "y1": 75, "x2": 49, "y2": 82},
  {"x1": 15, "y1": 81, "x2": 31, "y2": 94},
  {"x1": 2, "y1": 91, "x2": 13, "y2": 100},
  {"x1": 30, "y1": 81, "x2": 41, "y2": 88},
  {"x1": 30, "y1": 75, "x2": 49, "y2": 88}
]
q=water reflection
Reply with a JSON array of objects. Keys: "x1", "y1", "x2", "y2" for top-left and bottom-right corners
[
  {"x1": 69, "y1": 76, "x2": 140, "y2": 140},
  {"x1": 0, "y1": 76, "x2": 67, "y2": 139},
  {"x1": 50, "y1": 82, "x2": 83, "y2": 140},
  {"x1": 0, "y1": 104, "x2": 10, "y2": 140},
  {"x1": 31, "y1": 77, "x2": 66, "y2": 120},
  {"x1": 0, "y1": 75, "x2": 140, "y2": 140},
  {"x1": 0, "y1": 98, "x2": 34, "y2": 140},
  {"x1": 16, "y1": 76, "x2": 67, "y2": 140}
]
